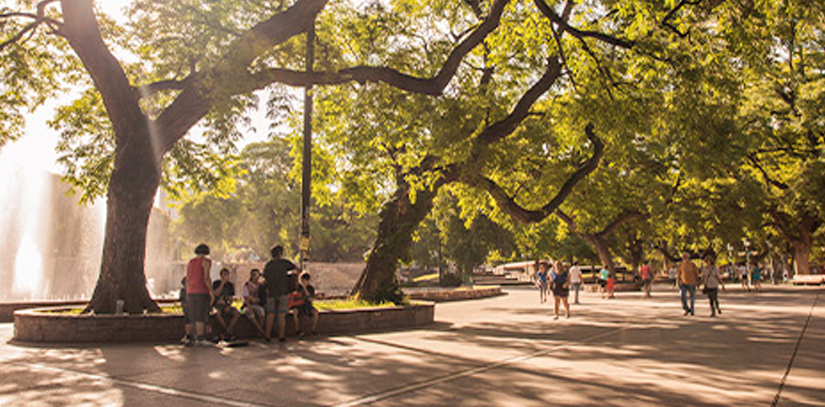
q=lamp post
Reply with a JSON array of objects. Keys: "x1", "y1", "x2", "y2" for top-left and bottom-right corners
[
  {"x1": 743, "y1": 238, "x2": 751, "y2": 286},
  {"x1": 299, "y1": 23, "x2": 315, "y2": 271}
]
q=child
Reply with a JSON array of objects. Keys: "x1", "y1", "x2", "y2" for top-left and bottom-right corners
[{"x1": 293, "y1": 272, "x2": 319, "y2": 337}]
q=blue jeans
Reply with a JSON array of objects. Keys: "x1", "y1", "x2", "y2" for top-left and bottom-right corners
[{"x1": 680, "y1": 284, "x2": 696, "y2": 315}]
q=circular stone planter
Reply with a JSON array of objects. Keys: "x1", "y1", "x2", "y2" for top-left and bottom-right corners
[
  {"x1": 405, "y1": 285, "x2": 504, "y2": 302},
  {"x1": 12, "y1": 301, "x2": 435, "y2": 344}
]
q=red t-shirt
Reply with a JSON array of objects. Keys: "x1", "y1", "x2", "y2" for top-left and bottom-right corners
[
  {"x1": 640, "y1": 265, "x2": 652, "y2": 280},
  {"x1": 186, "y1": 257, "x2": 210, "y2": 294}
]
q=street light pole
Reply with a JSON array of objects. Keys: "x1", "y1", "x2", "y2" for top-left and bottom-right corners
[
  {"x1": 300, "y1": 23, "x2": 315, "y2": 271},
  {"x1": 743, "y1": 238, "x2": 751, "y2": 286}
]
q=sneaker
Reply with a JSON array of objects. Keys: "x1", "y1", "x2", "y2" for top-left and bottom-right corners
[
  {"x1": 718, "y1": 309, "x2": 722, "y2": 315},
  {"x1": 710, "y1": 313, "x2": 716, "y2": 318},
  {"x1": 196, "y1": 338, "x2": 214, "y2": 347},
  {"x1": 683, "y1": 311, "x2": 690, "y2": 316},
  {"x1": 553, "y1": 315, "x2": 559, "y2": 320},
  {"x1": 278, "y1": 337, "x2": 286, "y2": 343}
]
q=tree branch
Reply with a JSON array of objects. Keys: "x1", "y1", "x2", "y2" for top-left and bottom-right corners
[
  {"x1": 475, "y1": 58, "x2": 562, "y2": 147},
  {"x1": 594, "y1": 210, "x2": 649, "y2": 239},
  {"x1": 156, "y1": 0, "x2": 512, "y2": 153},
  {"x1": 533, "y1": 0, "x2": 634, "y2": 49},
  {"x1": 477, "y1": 123, "x2": 605, "y2": 224},
  {"x1": 746, "y1": 154, "x2": 789, "y2": 190},
  {"x1": 60, "y1": 0, "x2": 142, "y2": 146}
]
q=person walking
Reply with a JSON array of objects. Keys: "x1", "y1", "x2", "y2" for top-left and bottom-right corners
[
  {"x1": 752, "y1": 263, "x2": 763, "y2": 292},
  {"x1": 677, "y1": 252, "x2": 700, "y2": 316},
  {"x1": 184, "y1": 244, "x2": 213, "y2": 346},
  {"x1": 639, "y1": 260, "x2": 653, "y2": 298},
  {"x1": 569, "y1": 261, "x2": 583, "y2": 305},
  {"x1": 598, "y1": 265, "x2": 610, "y2": 299},
  {"x1": 552, "y1": 263, "x2": 570, "y2": 319},
  {"x1": 535, "y1": 261, "x2": 550, "y2": 304},
  {"x1": 701, "y1": 255, "x2": 725, "y2": 317},
  {"x1": 264, "y1": 245, "x2": 298, "y2": 343}
]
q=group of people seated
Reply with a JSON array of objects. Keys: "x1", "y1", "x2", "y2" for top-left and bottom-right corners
[
  {"x1": 181, "y1": 245, "x2": 319, "y2": 345},
  {"x1": 237, "y1": 267, "x2": 320, "y2": 340}
]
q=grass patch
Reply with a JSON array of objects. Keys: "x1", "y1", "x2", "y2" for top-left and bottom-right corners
[
  {"x1": 315, "y1": 298, "x2": 398, "y2": 311},
  {"x1": 413, "y1": 273, "x2": 439, "y2": 282}
]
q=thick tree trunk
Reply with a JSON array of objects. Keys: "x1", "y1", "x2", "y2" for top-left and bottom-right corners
[
  {"x1": 792, "y1": 228, "x2": 813, "y2": 275},
  {"x1": 86, "y1": 127, "x2": 162, "y2": 314},
  {"x1": 586, "y1": 235, "x2": 615, "y2": 276},
  {"x1": 352, "y1": 183, "x2": 441, "y2": 303}
]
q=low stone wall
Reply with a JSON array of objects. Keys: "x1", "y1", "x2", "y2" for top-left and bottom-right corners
[
  {"x1": 12, "y1": 301, "x2": 435, "y2": 344},
  {"x1": 406, "y1": 286, "x2": 504, "y2": 302},
  {"x1": 0, "y1": 299, "x2": 178, "y2": 323}
]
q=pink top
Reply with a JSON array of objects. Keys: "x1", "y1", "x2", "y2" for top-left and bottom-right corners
[{"x1": 186, "y1": 257, "x2": 209, "y2": 294}]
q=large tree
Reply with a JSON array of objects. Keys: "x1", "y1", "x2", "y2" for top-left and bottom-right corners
[{"x1": 0, "y1": 0, "x2": 518, "y2": 312}]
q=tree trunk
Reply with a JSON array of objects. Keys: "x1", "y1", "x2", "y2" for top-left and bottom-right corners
[
  {"x1": 587, "y1": 236, "x2": 615, "y2": 276},
  {"x1": 86, "y1": 127, "x2": 162, "y2": 314},
  {"x1": 792, "y1": 227, "x2": 813, "y2": 275},
  {"x1": 352, "y1": 183, "x2": 441, "y2": 303}
]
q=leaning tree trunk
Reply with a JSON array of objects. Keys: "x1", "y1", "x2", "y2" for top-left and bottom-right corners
[
  {"x1": 792, "y1": 227, "x2": 813, "y2": 276},
  {"x1": 86, "y1": 129, "x2": 162, "y2": 314},
  {"x1": 585, "y1": 235, "x2": 616, "y2": 276},
  {"x1": 353, "y1": 183, "x2": 441, "y2": 303}
]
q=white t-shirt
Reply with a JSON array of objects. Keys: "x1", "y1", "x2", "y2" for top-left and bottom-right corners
[{"x1": 569, "y1": 266, "x2": 583, "y2": 284}]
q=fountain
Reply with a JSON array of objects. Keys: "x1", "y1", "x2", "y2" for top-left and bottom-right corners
[{"x1": 0, "y1": 138, "x2": 178, "y2": 303}]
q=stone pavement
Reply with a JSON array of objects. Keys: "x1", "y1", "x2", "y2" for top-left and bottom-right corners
[{"x1": 1, "y1": 285, "x2": 822, "y2": 407}]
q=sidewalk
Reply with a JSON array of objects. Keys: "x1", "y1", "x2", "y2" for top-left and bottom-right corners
[{"x1": 1, "y1": 285, "x2": 822, "y2": 407}]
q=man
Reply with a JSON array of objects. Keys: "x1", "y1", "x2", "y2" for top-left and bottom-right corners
[
  {"x1": 264, "y1": 245, "x2": 297, "y2": 343},
  {"x1": 677, "y1": 252, "x2": 700, "y2": 316},
  {"x1": 569, "y1": 261, "x2": 583, "y2": 305},
  {"x1": 639, "y1": 260, "x2": 653, "y2": 298},
  {"x1": 212, "y1": 268, "x2": 241, "y2": 341}
]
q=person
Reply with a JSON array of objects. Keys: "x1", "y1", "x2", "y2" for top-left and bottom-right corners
[
  {"x1": 677, "y1": 252, "x2": 700, "y2": 316},
  {"x1": 739, "y1": 263, "x2": 750, "y2": 292},
  {"x1": 293, "y1": 272, "x2": 320, "y2": 337},
  {"x1": 179, "y1": 276, "x2": 193, "y2": 344},
  {"x1": 211, "y1": 268, "x2": 241, "y2": 341},
  {"x1": 264, "y1": 245, "x2": 298, "y2": 343},
  {"x1": 752, "y1": 263, "x2": 763, "y2": 291},
  {"x1": 184, "y1": 243, "x2": 212, "y2": 346},
  {"x1": 242, "y1": 269, "x2": 267, "y2": 337},
  {"x1": 701, "y1": 255, "x2": 725, "y2": 317},
  {"x1": 639, "y1": 260, "x2": 653, "y2": 298},
  {"x1": 535, "y1": 261, "x2": 550, "y2": 304},
  {"x1": 552, "y1": 263, "x2": 571, "y2": 319},
  {"x1": 569, "y1": 261, "x2": 583, "y2": 305},
  {"x1": 598, "y1": 265, "x2": 610, "y2": 299}
]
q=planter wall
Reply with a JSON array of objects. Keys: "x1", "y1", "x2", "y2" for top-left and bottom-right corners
[
  {"x1": 12, "y1": 301, "x2": 434, "y2": 344},
  {"x1": 406, "y1": 286, "x2": 504, "y2": 302}
]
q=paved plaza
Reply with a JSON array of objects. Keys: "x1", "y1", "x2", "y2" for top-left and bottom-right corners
[{"x1": 1, "y1": 285, "x2": 823, "y2": 407}]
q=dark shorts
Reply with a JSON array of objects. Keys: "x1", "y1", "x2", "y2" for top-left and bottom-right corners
[
  {"x1": 297, "y1": 303, "x2": 317, "y2": 317},
  {"x1": 266, "y1": 295, "x2": 289, "y2": 314},
  {"x1": 186, "y1": 293, "x2": 210, "y2": 323},
  {"x1": 599, "y1": 280, "x2": 607, "y2": 288},
  {"x1": 553, "y1": 287, "x2": 569, "y2": 297}
]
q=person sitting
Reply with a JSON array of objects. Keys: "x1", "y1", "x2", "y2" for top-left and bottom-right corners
[
  {"x1": 293, "y1": 272, "x2": 319, "y2": 337},
  {"x1": 212, "y1": 268, "x2": 241, "y2": 341},
  {"x1": 241, "y1": 269, "x2": 267, "y2": 338}
]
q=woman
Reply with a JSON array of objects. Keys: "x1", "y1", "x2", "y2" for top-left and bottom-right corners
[
  {"x1": 242, "y1": 269, "x2": 267, "y2": 337},
  {"x1": 535, "y1": 261, "x2": 550, "y2": 304},
  {"x1": 552, "y1": 263, "x2": 571, "y2": 319},
  {"x1": 701, "y1": 255, "x2": 725, "y2": 317},
  {"x1": 185, "y1": 243, "x2": 212, "y2": 346}
]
